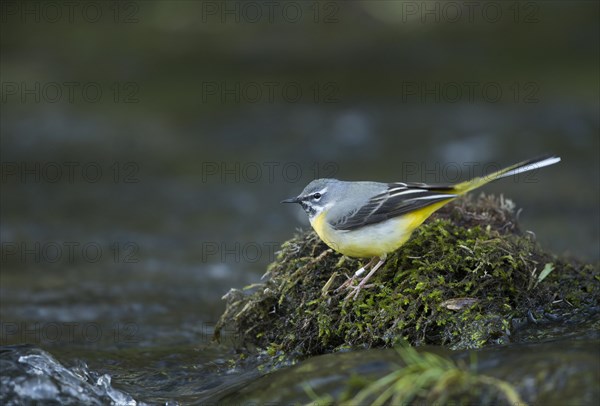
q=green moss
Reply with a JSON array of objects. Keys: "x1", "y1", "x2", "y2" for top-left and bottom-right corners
[{"x1": 215, "y1": 194, "x2": 599, "y2": 358}]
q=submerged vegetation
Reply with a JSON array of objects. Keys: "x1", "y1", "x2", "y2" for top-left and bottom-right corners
[
  {"x1": 215, "y1": 194, "x2": 599, "y2": 359},
  {"x1": 332, "y1": 345, "x2": 524, "y2": 406}
]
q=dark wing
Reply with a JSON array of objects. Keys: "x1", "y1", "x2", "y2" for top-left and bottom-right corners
[{"x1": 331, "y1": 182, "x2": 457, "y2": 231}]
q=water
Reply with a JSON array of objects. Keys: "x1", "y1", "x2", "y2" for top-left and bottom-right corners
[
  {"x1": 1, "y1": 1, "x2": 599, "y2": 403},
  {"x1": 2, "y1": 103, "x2": 598, "y2": 404},
  {"x1": 1, "y1": 345, "x2": 138, "y2": 405},
  {"x1": 2, "y1": 330, "x2": 598, "y2": 404}
]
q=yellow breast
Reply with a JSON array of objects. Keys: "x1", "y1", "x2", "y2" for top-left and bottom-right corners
[{"x1": 310, "y1": 201, "x2": 450, "y2": 258}]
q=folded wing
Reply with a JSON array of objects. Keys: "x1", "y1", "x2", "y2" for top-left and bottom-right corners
[{"x1": 331, "y1": 182, "x2": 457, "y2": 231}]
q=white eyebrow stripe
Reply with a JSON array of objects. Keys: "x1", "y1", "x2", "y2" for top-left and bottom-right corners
[{"x1": 304, "y1": 187, "x2": 328, "y2": 199}]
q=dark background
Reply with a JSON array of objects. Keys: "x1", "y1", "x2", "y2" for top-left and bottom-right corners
[{"x1": 1, "y1": 1, "x2": 598, "y2": 349}]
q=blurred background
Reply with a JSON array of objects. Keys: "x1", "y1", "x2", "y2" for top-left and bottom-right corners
[{"x1": 1, "y1": 0, "x2": 598, "y2": 381}]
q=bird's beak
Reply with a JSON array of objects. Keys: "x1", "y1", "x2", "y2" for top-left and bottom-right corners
[{"x1": 281, "y1": 196, "x2": 301, "y2": 204}]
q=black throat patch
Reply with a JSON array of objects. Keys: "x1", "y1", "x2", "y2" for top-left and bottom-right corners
[{"x1": 300, "y1": 201, "x2": 316, "y2": 217}]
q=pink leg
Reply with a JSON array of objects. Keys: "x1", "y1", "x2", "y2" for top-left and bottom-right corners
[
  {"x1": 335, "y1": 257, "x2": 378, "y2": 292},
  {"x1": 345, "y1": 254, "x2": 387, "y2": 301}
]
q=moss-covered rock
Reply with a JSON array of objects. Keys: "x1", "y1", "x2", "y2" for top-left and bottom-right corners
[{"x1": 215, "y1": 194, "x2": 599, "y2": 359}]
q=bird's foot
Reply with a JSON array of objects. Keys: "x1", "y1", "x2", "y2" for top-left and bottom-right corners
[
  {"x1": 335, "y1": 273, "x2": 359, "y2": 293},
  {"x1": 344, "y1": 282, "x2": 375, "y2": 301},
  {"x1": 334, "y1": 261, "x2": 370, "y2": 293},
  {"x1": 339, "y1": 254, "x2": 388, "y2": 301}
]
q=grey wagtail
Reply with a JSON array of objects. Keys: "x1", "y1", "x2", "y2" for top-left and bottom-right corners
[{"x1": 282, "y1": 155, "x2": 561, "y2": 300}]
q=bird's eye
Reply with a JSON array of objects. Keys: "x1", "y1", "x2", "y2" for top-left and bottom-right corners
[{"x1": 312, "y1": 193, "x2": 322, "y2": 200}]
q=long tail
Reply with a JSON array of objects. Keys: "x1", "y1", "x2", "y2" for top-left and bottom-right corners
[{"x1": 452, "y1": 155, "x2": 561, "y2": 195}]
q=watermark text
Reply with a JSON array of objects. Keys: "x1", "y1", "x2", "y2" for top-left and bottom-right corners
[
  {"x1": 393, "y1": 1, "x2": 540, "y2": 24},
  {"x1": 200, "y1": 161, "x2": 339, "y2": 184},
  {"x1": 2, "y1": 81, "x2": 140, "y2": 104},
  {"x1": 401, "y1": 161, "x2": 545, "y2": 183},
  {"x1": 199, "y1": 1, "x2": 340, "y2": 24},
  {"x1": 1, "y1": 1, "x2": 140, "y2": 24},
  {"x1": 201, "y1": 81, "x2": 340, "y2": 104},
  {"x1": 1, "y1": 161, "x2": 140, "y2": 184},
  {"x1": 399, "y1": 81, "x2": 539, "y2": 104},
  {"x1": 200, "y1": 241, "x2": 279, "y2": 263},
  {"x1": 1, "y1": 322, "x2": 139, "y2": 345},
  {"x1": 1, "y1": 241, "x2": 140, "y2": 265}
]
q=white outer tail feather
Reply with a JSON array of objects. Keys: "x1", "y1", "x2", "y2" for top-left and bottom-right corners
[{"x1": 498, "y1": 156, "x2": 561, "y2": 179}]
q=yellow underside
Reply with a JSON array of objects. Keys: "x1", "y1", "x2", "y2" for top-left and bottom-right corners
[{"x1": 310, "y1": 200, "x2": 452, "y2": 258}]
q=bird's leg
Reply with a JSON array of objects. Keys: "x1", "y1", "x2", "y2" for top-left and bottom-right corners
[
  {"x1": 335, "y1": 257, "x2": 378, "y2": 292},
  {"x1": 345, "y1": 254, "x2": 388, "y2": 301}
]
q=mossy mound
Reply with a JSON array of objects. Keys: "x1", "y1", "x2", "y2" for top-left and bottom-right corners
[{"x1": 216, "y1": 194, "x2": 599, "y2": 358}]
